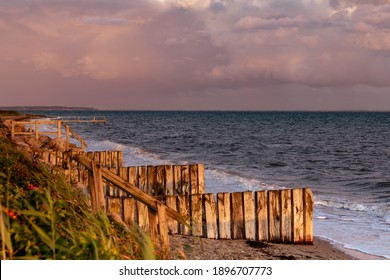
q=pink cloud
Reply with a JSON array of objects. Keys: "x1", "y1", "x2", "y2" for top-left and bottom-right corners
[{"x1": 1, "y1": 0, "x2": 390, "y2": 110}]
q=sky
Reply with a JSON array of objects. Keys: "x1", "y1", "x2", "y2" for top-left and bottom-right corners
[{"x1": 1, "y1": 0, "x2": 390, "y2": 110}]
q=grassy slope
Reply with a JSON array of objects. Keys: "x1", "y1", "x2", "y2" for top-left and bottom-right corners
[{"x1": 0, "y1": 137, "x2": 156, "y2": 260}]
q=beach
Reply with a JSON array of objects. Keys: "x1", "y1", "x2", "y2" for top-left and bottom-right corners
[
  {"x1": 168, "y1": 234, "x2": 384, "y2": 260},
  {"x1": 2, "y1": 112, "x2": 389, "y2": 260}
]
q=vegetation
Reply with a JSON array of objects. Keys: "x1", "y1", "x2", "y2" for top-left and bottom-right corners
[
  {"x1": 0, "y1": 137, "x2": 156, "y2": 260},
  {"x1": 0, "y1": 110, "x2": 21, "y2": 117}
]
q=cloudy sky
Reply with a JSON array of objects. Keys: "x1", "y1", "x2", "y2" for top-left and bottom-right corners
[{"x1": 1, "y1": 0, "x2": 390, "y2": 110}]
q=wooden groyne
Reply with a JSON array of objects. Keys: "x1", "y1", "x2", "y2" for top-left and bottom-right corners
[{"x1": 37, "y1": 150, "x2": 314, "y2": 246}]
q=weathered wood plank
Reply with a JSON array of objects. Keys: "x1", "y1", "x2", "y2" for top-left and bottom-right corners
[
  {"x1": 256, "y1": 191, "x2": 268, "y2": 241},
  {"x1": 268, "y1": 190, "x2": 281, "y2": 242},
  {"x1": 166, "y1": 196, "x2": 178, "y2": 234},
  {"x1": 204, "y1": 193, "x2": 218, "y2": 239},
  {"x1": 191, "y1": 194, "x2": 203, "y2": 237},
  {"x1": 118, "y1": 167, "x2": 128, "y2": 197},
  {"x1": 197, "y1": 164, "x2": 205, "y2": 194},
  {"x1": 165, "y1": 165, "x2": 174, "y2": 196},
  {"x1": 147, "y1": 165, "x2": 156, "y2": 196},
  {"x1": 148, "y1": 208, "x2": 158, "y2": 246},
  {"x1": 89, "y1": 162, "x2": 106, "y2": 211},
  {"x1": 138, "y1": 166, "x2": 147, "y2": 192},
  {"x1": 137, "y1": 201, "x2": 150, "y2": 233},
  {"x1": 292, "y1": 188, "x2": 304, "y2": 244},
  {"x1": 156, "y1": 165, "x2": 165, "y2": 198},
  {"x1": 304, "y1": 188, "x2": 314, "y2": 244},
  {"x1": 107, "y1": 197, "x2": 121, "y2": 217},
  {"x1": 217, "y1": 192, "x2": 231, "y2": 239},
  {"x1": 231, "y1": 192, "x2": 245, "y2": 239},
  {"x1": 243, "y1": 191, "x2": 256, "y2": 240},
  {"x1": 157, "y1": 203, "x2": 169, "y2": 253},
  {"x1": 281, "y1": 189, "x2": 292, "y2": 243},
  {"x1": 128, "y1": 166, "x2": 137, "y2": 186},
  {"x1": 111, "y1": 151, "x2": 117, "y2": 168},
  {"x1": 190, "y1": 164, "x2": 198, "y2": 194},
  {"x1": 181, "y1": 165, "x2": 190, "y2": 195},
  {"x1": 123, "y1": 197, "x2": 135, "y2": 226},
  {"x1": 117, "y1": 151, "x2": 123, "y2": 168},
  {"x1": 173, "y1": 165, "x2": 182, "y2": 195},
  {"x1": 178, "y1": 195, "x2": 190, "y2": 235}
]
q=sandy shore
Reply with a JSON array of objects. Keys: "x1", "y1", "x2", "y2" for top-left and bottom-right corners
[{"x1": 168, "y1": 234, "x2": 384, "y2": 260}]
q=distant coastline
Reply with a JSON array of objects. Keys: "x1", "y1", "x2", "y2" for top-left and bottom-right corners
[{"x1": 0, "y1": 106, "x2": 98, "y2": 111}]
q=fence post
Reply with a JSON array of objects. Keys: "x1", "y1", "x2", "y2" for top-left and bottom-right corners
[
  {"x1": 57, "y1": 121, "x2": 61, "y2": 138},
  {"x1": 157, "y1": 203, "x2": 170, "y2": 254},
  {"x1": 89, "y1": 162, "x2": 106, "y2": 212},
  {"x1": 35, "y1": 120, "x2": 39, "y2": 140},
  {"x1": 65, "y1": 125, "x2": 70, "y2": 151},
  {"x1": 10, "y1": 121, "x2": 14, "y2": 139}
]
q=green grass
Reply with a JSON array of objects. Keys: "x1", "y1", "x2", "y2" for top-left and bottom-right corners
[{"x1": 0, "y1": 137, "x2": 157, "y2": 260}]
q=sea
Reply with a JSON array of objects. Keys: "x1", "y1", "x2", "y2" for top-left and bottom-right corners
[{"x1": 26, "y1": 110, "x2": 390, "y2": 259}]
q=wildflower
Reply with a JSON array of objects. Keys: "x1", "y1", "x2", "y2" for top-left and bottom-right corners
[
  {"x1": 27, "y1": 182, "x2": 38, "y2": 190},
  {"x1": 8, "y1": 210, "x2": 18, "y2": 220}
]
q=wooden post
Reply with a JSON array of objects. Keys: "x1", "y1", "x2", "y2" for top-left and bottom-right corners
[
  {"x1": 178, "y1": 195, "x2": 190, "y2": 235},
  {"x1": 147, "y1": 166, "x2": 156, "y2": 196},
  {"x1": 191, "y1": 194, "x2": 203, "y2": 237},
  {"x1": 107, "y1": 197, "x2": 121, "y2": 217},
  {"x1": 281, "y1": 189, "x2": 292, "y2": 243},
  {"x1": 243, "y1": 192, "x2": 256, "y2": 240},
  {"x1": 57, "y1": 121, "x2": 61, "y2": 138},
  {"x1": 165, "y1": 165, "x2": 174, "y2": 196},
  {"x1": 268, "y1": 190, "x2": 281, "y2": 242},
  {"x1": 292, "y1": 188, "x2": 304, "y2": 244},
  {"x1": 137, "y1": 201, "x2": 150, "y2": 233},
  {"x1": 181, "y1": 165, "x2": 189, "y2": 194},
  {"x1": 65, "y1": 125, "x2": 70, "y2": 151},
  {"x1": 137, "y1": 166, "x2": 149, "y2": 232},
  {"x1": 204, "y1": 193, "x2": 217, "y2": 239},
  {"x1": 197, "y1": 164, "x2": 205, "y2": 194},
  {"x1": 89, "y1": 162, "x2": 106, "y2": 212},
  {"x1": 217, "y1": 192, "x2": 231, "y2": 239},
  {"x1": 304, "y1": 188, "x2": 314, "y2": 244},
  {"x1": 190, "y1": 164, "x2": 198, "y2": 194},
  {"x1": 231, "y1": 192, "x2": 245, "y2": 239},
  {"x1": 256, "y1": 191, "x2": 268, "y2": 241},
  {"x1": 118, "y1": 151, "x2": 123, "y2": 168},
  {"x1": 123, "y1": 197, "x2": 135, "y2": 226},
  {"x1": 156, "y1": 165, "x2": 165, "y2": 198},
  {"x1": 35, "y1": 120, "x2": 39, "y2": 140},
  {"x1": 173, "y1": 165, "x2": 182, "y2": 195},
  {"x1": 166, "y1": 196, "x2": 178, "y2": 234},
  {"x1": 157, "y1": 203, "x2": 170, "y2": 254},
  {"x1": 148, "y1": 209, "x2": 159, "y2": 247}
]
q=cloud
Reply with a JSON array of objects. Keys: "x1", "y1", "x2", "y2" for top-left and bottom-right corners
[{"x1": 1, "y1": 0, "x2": 390, "y2": 110}]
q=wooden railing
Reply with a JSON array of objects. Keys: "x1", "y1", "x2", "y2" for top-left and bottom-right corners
[{"x1": 10, "y1": 118, "x2": 106, "y2": 150}]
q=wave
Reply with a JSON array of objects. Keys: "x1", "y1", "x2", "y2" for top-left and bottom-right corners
[
  {"x1": 85, "y1": 139, "x2": 282, "y2": 194},
  {"x1": 316, "y1": 199, "x2": 390, "y2": 223},
  {"x1": 86, "y1": 139, "x2": 169, "y2": 166}
]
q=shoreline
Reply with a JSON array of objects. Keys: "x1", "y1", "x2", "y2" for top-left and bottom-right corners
[
  {"x1": 1, "y1": 114, "x2": 387, "y2": 261},
  {"x1": 168, "y1": 234, "x2": 387, "y2": 260}
]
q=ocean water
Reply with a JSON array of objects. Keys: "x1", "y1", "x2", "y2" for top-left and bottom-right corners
[{"x1": 29, "y1": 111, "x2": 390, "y2": 258}]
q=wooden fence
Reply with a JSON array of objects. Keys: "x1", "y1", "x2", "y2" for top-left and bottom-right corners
[
  {"x1": 38, "y1": 150, "x2": 314, "y2": 246},
  {"x1": 107, "y1": 189, "x2": 313, "y2": 244},
  {"x1": 39, "y1": 150, "x2": 205, "y2": 198}
]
